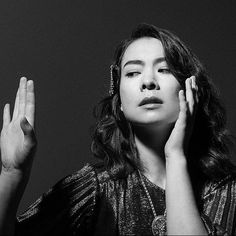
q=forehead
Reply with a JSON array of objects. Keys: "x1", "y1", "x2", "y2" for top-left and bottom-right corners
[{"x1": 121, "y1": 37, "x2": 164, "y2": 67}]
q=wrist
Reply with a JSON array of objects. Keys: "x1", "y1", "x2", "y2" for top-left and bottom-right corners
[
  {"x1": 165, "y1": 148, "x2": 185, "y2": 158},
  {"x1": 166, "y1": 154, "x2": 187, "y2": 168},
  {"x1": 1, "y1": 168, "x2": 30, "y2": 185}
]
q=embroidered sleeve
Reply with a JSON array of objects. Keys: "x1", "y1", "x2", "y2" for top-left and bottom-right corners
[
  {"x1": 200, "y1": 178, "x2": 236, "y2": 236},
  {"x1": 15, "y1": 164, "x2": 99, "y2": 236}
]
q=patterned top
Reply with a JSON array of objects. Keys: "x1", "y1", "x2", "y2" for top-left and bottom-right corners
[{"x1": 15, "y1": 163, "x2": 236, "y2": 235}]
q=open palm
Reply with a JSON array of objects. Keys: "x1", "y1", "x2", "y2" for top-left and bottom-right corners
[{"x1": 0, "y1": 78, "x2": 36, "y2": 173}]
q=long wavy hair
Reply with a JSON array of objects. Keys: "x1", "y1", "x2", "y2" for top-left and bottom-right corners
[{"x1": 91, "y1": 23, "x2": 236, "y2": 181}]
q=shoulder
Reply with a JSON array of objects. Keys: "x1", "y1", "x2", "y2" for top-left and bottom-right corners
[
  {"x1": 60, "y1": 162, "x2": 114, "y2": 191},
  {"x1": 65, "y1": 162, "x2": 134, "y2": 196},
  {"x1": 56, "y1": 163, "x2": 98, "y2": 188},
  {"x1": 44, "y1": 162, "x2": 123, "y2": 200},
  {"x1": 200, "y1": 175, "x2": 236, "y2": 235},
  {"x1": 91, "y1": 162, "x2": 111, "y2": 183},
  {"x1": 201, "y1": 174, "x2": 236, "y2": 201},
  {"x1": 88, "y1": 162, "x2": 132, "y2": 193},
  {"x1": 44, "y1": 163, "x2": 101, "y2": 203}
]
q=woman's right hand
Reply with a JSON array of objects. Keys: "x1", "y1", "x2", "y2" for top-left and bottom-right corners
[{"x1": 0, "y1": 77, "x2": 36, "y2": 175}]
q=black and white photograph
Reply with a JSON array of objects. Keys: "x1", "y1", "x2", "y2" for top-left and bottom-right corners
[{"x1": 0, "y1": 1, "x2": 236, "y2": 235}]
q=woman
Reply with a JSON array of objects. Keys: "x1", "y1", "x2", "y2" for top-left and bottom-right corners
[{"x1": 0, "y1": 23, "x2": 236, "y2": 235}]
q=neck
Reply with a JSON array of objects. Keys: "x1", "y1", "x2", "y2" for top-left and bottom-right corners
[{"x1": 133, "y1": 123, "x2": 174, "y2": 189}]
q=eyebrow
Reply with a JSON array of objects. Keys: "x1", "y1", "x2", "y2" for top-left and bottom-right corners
[{"x1": 123, "y1": 57, "x2": 166, "y2": 68}]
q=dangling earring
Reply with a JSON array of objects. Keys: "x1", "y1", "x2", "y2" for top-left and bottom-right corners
[{"x1": 109, "y1": 65, "x2": 115, "y2": 96}]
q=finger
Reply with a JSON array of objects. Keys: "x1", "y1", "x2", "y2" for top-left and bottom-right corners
[
  {"x1": 12, "y1": 89, "x2": 19, "y2": 120},
  {"x1": 178, "y1": 90, "x2": 187, "y2": 122},
  {"x1": 3, "y1": 104, "x2": 10, "y2": 128},
  {"x1": 185, "y1": 77, "x2": 194, "y2": 114},
  {"x1": 25, "y1": 80, "x2": 35, "y2": 127},
  {"x1": 18, "y1": 77, "x2": 27, "y2": 117},
  {"x1": 191, "y1": 76, "x2": 199, "y2": 103}
]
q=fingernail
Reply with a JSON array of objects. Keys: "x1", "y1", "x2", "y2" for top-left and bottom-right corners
[
  {"x1": 189, "y1": 77, "x2": 192, "y2": 87},
  {"x1": 191, "y1": 77, "x2": 195, "y2": 88}
]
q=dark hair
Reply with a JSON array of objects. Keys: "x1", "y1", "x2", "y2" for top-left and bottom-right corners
[{"x1": 91, "y1": 23, "x2": 236, "y2": 181}]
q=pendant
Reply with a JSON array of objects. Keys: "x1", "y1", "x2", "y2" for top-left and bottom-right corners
[{"x1": 151, "y1": 215, "x2": 166, "y2": 236}]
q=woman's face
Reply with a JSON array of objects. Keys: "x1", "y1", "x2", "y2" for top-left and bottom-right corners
[{"x1": 120, "y1": 37, "x2": 182, "y2": 127}]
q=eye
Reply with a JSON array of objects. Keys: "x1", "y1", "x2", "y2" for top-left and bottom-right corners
[
  {"x1": 158, "y1": 68, "x2": 171, "y2": 74},
  {"x1": 126, "y1": 72, "x2": 140, "y2": 78}
]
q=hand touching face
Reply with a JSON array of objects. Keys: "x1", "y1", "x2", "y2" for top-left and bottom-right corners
[{"x1": 164, "y1": 76, "x2": 199, "y2": 158}]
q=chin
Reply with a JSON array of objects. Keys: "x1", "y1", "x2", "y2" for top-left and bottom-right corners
[
  {"x1": 130, "y1": 118, "x2": 167, "y2": 127},
  {"x1": 128, "y1": 114, "x2": 177, "y2": 127},
  {"x1": 124, "y1": 110, "x2": 178, "y2": 126}
]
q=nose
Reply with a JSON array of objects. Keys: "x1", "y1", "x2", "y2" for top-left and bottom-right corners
[{"x1": 141, "y1": 71, "x2": 159, "y2": 91}]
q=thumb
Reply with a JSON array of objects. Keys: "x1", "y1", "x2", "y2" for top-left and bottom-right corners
[
  {"x1": 20, "y1": 117, "x2": 34, "y2": 137},
  {"x1": 20, "y1": 117, "x2": 37, "y2": 153}
]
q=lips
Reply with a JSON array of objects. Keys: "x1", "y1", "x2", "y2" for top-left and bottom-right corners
[{"x1": 139, "y1": 96, "x2": 163, "y2": 106}]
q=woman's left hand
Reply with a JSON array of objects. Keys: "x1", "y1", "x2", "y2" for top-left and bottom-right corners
[{"x1": 164, "y1": 76, "x2": 198, "y2": 160}]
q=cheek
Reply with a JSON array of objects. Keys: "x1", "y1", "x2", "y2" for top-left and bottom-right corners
[
  {"x1": 172, "y1": 93, "x2": 181, "y2": 118},
  {"x1": 164, "y1": 85, "x2": 181, "y2": 120},
  {"x1": 168, "y1": 81, "x2": 181, "y2": 100},
  {"x1": 120, "y1": 90, "x2": 134, "y2": 112},
  {"x1": 171, "y1": 88, "x2": 181, "y2": 109},
  {"x1": 119, "y1": 80, "x2": 138, "y2": 109},
  {"x1": 172, "y1": 90, "x2": 180, "y2": 106}
]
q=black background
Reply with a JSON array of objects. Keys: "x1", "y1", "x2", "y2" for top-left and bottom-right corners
[{"x1": 0, "y1": 0, "x2": 235, "y2": 214}]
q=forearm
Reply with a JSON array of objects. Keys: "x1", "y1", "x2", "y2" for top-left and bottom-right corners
[
  {"x1": 165, "y1": 156, "x2": 207, "y2": 235},
  {"x1": 0, "y1": 170, "x2": 29, "y2": 236}
]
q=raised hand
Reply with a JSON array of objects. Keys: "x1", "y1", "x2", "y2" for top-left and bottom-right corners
[
  {"x1": 164, "y1": 76, "x2": 198, "y2": 159},
  {"x1": 0, "y1": 77, "x2": 36, "y2": 174}
]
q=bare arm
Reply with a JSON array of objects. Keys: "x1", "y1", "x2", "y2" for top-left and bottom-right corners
[
  {"x1": 166, "y1": 157, "x2": 207, "y2": 235},
  {"x1": 0, "y1": 170, "x2": 30, "y2": 235},
  {"x1": 0, "y1": 78, "x2": 36, "y2": 235}
]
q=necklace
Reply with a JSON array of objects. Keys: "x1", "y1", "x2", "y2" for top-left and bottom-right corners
[{"x1": 138, "y1": 170, "x2": 167, "y2": 236}]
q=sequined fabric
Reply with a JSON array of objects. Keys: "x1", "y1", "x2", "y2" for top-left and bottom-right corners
[{"x1": 15, "y1": 163, "x2": 236, "y2": 235}]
